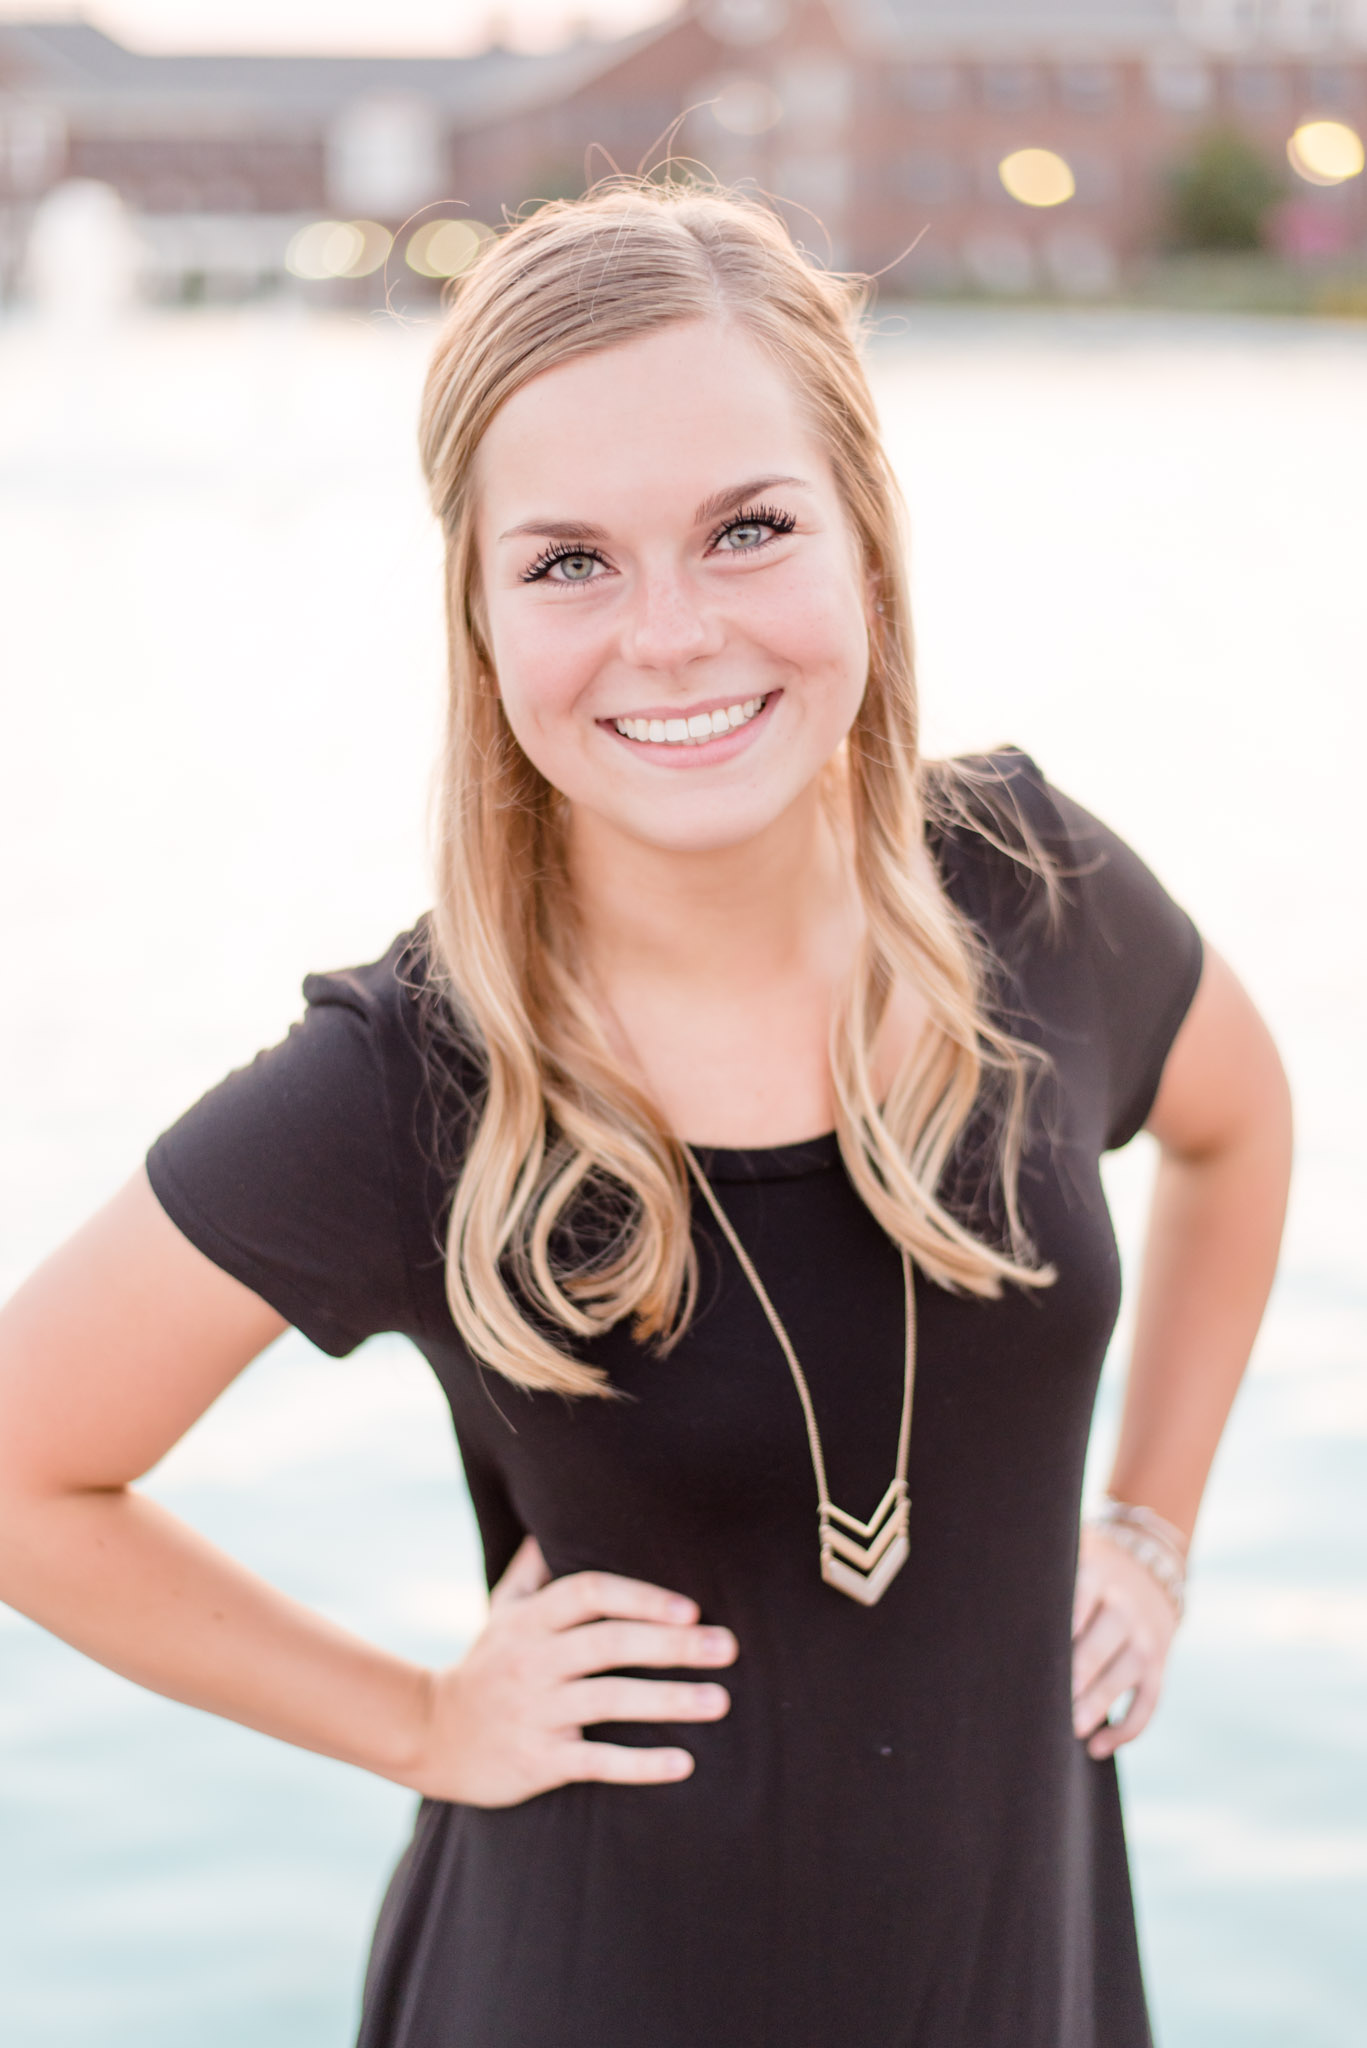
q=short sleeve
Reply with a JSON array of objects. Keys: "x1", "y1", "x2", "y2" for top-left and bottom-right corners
[
  {"x1": 145, "y1": 941, "x2": 423, "y2": 1356},
  {"x1": 1001, "y1": 752, "x2": 1204, "y2": 1151}
]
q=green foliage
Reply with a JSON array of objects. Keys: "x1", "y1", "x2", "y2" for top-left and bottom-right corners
[{"x1": 1166, "y1": 126, "x2": 1285, "y2": 251}]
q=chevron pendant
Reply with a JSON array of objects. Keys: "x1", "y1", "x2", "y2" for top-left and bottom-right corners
[
  {"x1": 819, "y1": 1479, "x2": 910, "y2": 1606},
  {"x1": 680, "y1": 1147, "x2": 918, "y2": 1610}
]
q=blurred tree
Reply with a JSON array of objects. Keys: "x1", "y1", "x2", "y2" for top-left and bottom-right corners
[
  {"x1": 515, "y1": 161, "x2": 589, "y2": 213},
  {"x1": 1166, "y1": 126, "x2": 1285, "y2": 249}
]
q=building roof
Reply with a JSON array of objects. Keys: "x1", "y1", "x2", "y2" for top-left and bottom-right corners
[
  {"x1": 840, "y1": 0, "x2": 1183, "y2": 49},
  {"x1": 840, "y1": 0, "x2": 1364, "y2": 51},
  {"x1": 0, "y1": 17, "x2": 635, "y2": 125}
]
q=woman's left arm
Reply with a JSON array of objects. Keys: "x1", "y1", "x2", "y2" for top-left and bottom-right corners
[{"x1": 1071, "y1": 944, "x2": 1294, "y2": 1759}]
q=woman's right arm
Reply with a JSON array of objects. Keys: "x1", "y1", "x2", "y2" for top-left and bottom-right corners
[{"x1": 0, "y1": 1170, "x2": 735, "y2": 1803}]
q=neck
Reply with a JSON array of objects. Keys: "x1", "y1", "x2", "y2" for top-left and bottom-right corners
[{"x1": 567, "y1": 781, "x2": 856, "y2": 997}]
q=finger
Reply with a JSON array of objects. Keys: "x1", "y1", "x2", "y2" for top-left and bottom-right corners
[
  {"x1": 559, "y1": 1739, "x2": 696, "y2": 1786},
  {"x1": 551, "y1": 1620, "x2": 737, "y2": 1680},
  {"x1": 559, "y1": 1676, "x2": 731, "y2": 1728},
  {"x1": 538, "y1": 1569, "x2": 699, "y2": 1632},
  {"x1": 1073, "y1": 1644, "x2": 1145, "y2": 1742},
  {"x1": 491, "y1": 1534, "x2": 550, "y2": 1606},
  {"x1": 1071, "y1": 1601, "x2": 1133, "y2": 1701},
  {"x1": 1087, "y1": 1672, "x2": 1162, "y2": 1760},
  {"x1": 1072, "y1": 1559, "x2": 1106, "y2": 1640}
]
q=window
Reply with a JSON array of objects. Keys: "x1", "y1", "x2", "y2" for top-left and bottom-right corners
[
  {"x1": 1070, "y1": 151, "x2": 1118, "y2": 204},
  {"x1": 1274, "y1": 0, "x2": 1339, "y2": 47},
  {"x1": 964, "y1": 228, "x2": 1034, "y2": 294},
  {"x1": 980, "y1": 63, "x2": 1042, "y2": 113},
  {"x1": 2, "y1": 104, "x2": 65, "y2": 195},
  {"x1": 1058, "y1": 62, "x2": 1117, "y2": 114},
  {"x1": 1148, "y1": 59, "x2": 1213, "y2": 112},
  {"x1": 898, "y1": 64, "x2": 960, "y2": 114},
  {"x1": 1304, "y1": 64, "x2": 1357, "y2": 108},
  {"x1": 1193, "y1": 0, "x2": 1261, "y2": 41},
  {"x1": 1044, "y1": 227, "x2": 1116, "y2": 296},
  {"x1": 773, "y1": 151, "x2": 851, "y2": 213},
  {"x1": 899, "y1": 150, "x2": 957, "y2": 204},
  {"x1": 1231, "y1": 65, "x2": 1290, "y2": 111}
]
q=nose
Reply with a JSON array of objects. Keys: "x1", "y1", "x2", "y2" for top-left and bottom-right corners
[{"x1": 619, "y1": 564, "x2": 723, "y2": 672}]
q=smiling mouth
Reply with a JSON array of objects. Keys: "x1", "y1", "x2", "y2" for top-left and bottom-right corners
[{"x1": 611, "y1": 695, "x2": 769, "y2": 746}]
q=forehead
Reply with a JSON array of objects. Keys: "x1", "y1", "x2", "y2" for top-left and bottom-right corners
[{"x1": 473, "y1": 317, "x2": 832, "y2": 522}]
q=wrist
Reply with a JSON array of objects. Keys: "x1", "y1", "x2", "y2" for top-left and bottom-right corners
[
  {"x1": 1083, "y1": 1496, "x2": 1188, "y2": 1620},
  {"x1": 360, "y1": 1658, "x2": 440, "y2": 1790}
]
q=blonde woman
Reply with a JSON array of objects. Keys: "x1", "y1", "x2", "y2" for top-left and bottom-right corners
[{"x1": 0, "y1": 185, "x2": 1290, "y2": 2047}]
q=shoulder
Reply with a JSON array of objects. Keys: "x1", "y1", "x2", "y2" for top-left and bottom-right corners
[
  {"x1": 926, "y1": 746, "x2": 1204, "y2": 1148},
  {"x1": 303, "y1": 919, "x2": 481, "y2": 1095},
  {"x1": 924, "y1": 744, "x2": 1071, "y2": 941},
  {"x1": 144, "y1": 919, "x2": 476, "y2": 1354},
  {"x1": 301, "y1": 921, "x2": 428, "y2": 1046}
]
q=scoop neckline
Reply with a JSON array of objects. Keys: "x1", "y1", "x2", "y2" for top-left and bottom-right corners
[{"x1": 685, "y1": 1130, "x2": 842, "y2": 1183}]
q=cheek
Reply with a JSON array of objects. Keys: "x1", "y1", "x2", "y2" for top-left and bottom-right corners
[
  {"x1": 486, "y1": 598, "x2": 602, "y2": 739},
  {"x1": 760, "y1": 561, "x2": 870, "y2": 708}
]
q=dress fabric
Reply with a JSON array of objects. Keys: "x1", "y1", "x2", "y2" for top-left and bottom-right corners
[{"x1": 145, "y1": 751, "x2": 1203, "y2": 2048}]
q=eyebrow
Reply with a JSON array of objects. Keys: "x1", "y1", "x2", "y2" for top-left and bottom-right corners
[{"x1": 497, "y1": 475, "x2": 812, "y2": 545}]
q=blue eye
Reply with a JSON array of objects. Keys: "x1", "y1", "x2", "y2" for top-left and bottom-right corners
[
  {"x1": 523, "y1": 544, "x2": 606, "y2": 585},
  {"x1": 710, "y1": 504, "x2": 797, "y2": 554}
]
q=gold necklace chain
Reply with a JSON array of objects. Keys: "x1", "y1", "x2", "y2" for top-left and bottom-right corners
[{"x1": 681, "y1": 1144, "x2": 917, "y2": 1608}]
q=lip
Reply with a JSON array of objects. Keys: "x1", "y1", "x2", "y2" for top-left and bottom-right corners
[{"x1": 597, "y1": 689, "x2": 780, "y2": 767}]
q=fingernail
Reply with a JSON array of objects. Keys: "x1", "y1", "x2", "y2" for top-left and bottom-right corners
[
  {"x1": 699, "y1": 1685, "x2": 728, "y2": 1711},
  {"x1": 667, "y1": 1751, "x2": 693, "y2": 1777},
  {"x1": 703, "y1": 1628, "x2": 734, "y2": 1659},
  {"x1": 669, "y1": 1597, "x2": 697, "y2": 1622}
]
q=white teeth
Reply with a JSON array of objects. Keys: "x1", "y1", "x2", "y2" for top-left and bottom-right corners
[{"x1": 612, "y1": 696, "x2": 768, "y2": 747}]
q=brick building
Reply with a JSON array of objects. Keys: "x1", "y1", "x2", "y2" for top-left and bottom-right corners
[{"x1": 0, "y1": 1, "x2": 1363, "y2": 303}]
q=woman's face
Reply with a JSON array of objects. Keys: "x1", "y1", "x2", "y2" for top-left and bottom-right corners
[{"x1": 474, "y1": 317, "x2": 872, "y2": 855}]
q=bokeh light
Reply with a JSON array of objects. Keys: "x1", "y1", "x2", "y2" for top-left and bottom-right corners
[
  {"x1": 711, "y1": 77, "x2": 783, "y2": 135},
  {"x1": 340, "y1": 220, "x2": 393, "y2": 276},
  {"x1": 1287, "y1": 120, "x2": 1365, "y2": 187},
  {"x1": 998, "y1": 148, "x2": 1076, "y2": 208},
  {"x1": 405, "y1": 218, "x2": 492, "y2": 278},
  {"x1": 285, "y1": 219, "x2": 392, "y2": 280}
]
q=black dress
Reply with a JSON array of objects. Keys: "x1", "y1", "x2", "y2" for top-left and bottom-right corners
[{"x1": 145, "y1": 751, "x2": 1203, "y2": 2048}]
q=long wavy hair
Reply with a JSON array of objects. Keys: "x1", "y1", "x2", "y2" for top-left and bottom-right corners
[{"x1": 417, "y1": 178, "x2": 1054, "y2": 1396}]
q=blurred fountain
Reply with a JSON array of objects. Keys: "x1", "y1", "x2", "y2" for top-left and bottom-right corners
[{"x1": 23, "y1": 179, "x2": 145, "y2": 325}]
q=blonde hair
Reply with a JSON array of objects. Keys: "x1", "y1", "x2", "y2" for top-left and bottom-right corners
[{"x1": 417, "y1": 178, "x2": 1053, "y2": 1396}]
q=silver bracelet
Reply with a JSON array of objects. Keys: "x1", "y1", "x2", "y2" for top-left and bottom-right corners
[{"x1": 1083, "y1": 1497, "x2": 1188, "y2": 1620}]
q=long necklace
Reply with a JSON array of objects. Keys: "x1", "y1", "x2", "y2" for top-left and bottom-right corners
[{"x1": 682, "y1": 1144, "x2": 917, "y2": 1608}]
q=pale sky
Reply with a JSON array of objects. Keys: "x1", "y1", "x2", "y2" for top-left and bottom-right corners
[{"x1": 0, "y1": 0, "x2": 678, "y2": 55}]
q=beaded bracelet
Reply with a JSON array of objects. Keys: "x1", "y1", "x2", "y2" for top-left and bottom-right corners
[{"x1": 1083, "y1": 1497, "x2": 1188, "y2": 1620}]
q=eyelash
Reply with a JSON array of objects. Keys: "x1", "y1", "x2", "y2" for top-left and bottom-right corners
[{"x1": 520, "y1": 503, "x2": 798, "y2": 585}]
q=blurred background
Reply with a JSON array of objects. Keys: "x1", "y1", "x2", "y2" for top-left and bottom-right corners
[
  {"x1": 1, "y1": 0, "x2": 1366, "y2": 308},
  {"x1": 1, "y1": 3, "x2": 1365, "y2": 2046}
]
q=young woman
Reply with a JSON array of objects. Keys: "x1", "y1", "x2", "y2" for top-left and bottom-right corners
[{"x1": 0, "y1": 185, "x2": 1291, "y2": 2047}]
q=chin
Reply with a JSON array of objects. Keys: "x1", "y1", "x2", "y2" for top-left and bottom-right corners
[{"x1": 606, "y1": 784, "x2": 804, "y2": 855}]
